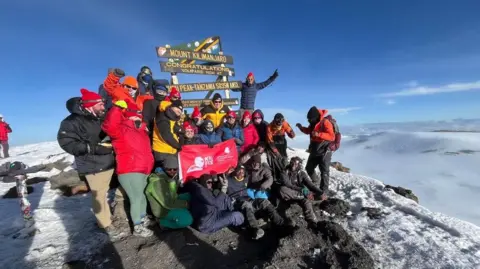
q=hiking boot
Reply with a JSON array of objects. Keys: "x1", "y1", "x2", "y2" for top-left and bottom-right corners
[
  {"x1": 133, "y1": 223, "x2": 153, "y2": 238},
  {"x1": 253, "y1": 228, "x2": 265, "y2": 240},
  {"x1": 104, "y1": 225, "x2": 128, "y2": 241}
]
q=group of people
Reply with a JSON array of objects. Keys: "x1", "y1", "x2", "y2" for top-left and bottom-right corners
[{"x1": 55, "y1": 65, "x2": 338, "y2": 240}]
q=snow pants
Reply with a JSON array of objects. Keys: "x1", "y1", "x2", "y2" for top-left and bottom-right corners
[
  {"x1": 278, "y1": 186, "x2": 317, "y2": 222},
  {"x1": 197, "y1": 194, "x2": 244, "y2": 234},
  {"x1": 305, "y1": 151, "x2": 332, "y2": 193},
  {"x1": 0, "y1": 141, "x2": 9, "y2": 158},
  {"x1": 234, "y1": 198, "x2": 285, "y2": 229},
  {"x1": 159, "y1": 193, "x2": 193, "y2": 229},
  {"x1": 85, "y1": 169, "x2": 114, "y2": 228},
  {"x1": 118, "y1": 173, "x2": 148, "y2": 225}
]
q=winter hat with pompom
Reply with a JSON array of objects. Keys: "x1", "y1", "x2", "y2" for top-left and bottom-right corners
[
  {"x1": 191, "y1": 106, "x2": 201, "y2": 118},
  {"x1": 80, "y1": 89, "x2": 103, "y2": 108}
]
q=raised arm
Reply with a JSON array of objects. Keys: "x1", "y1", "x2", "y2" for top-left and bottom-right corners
[{"x1": 256, "y1": 70, "x2": 278, "y2": 90}]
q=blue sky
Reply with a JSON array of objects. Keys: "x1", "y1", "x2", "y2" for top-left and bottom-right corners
[{"x1": 1, "y1": 0, "x2": 480, "y2": 145}]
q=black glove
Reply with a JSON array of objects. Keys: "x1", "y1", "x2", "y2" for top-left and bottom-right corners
[
  {"x1": 272, "y1": 69, "x2": 278, "y2": 79},
  {"x1": 295, "y1": 123, "x2": 302, "y2": 129},
  {"x1": 113, "y1": 68, "x2": 125, "y2": 78},
  {"x1": 93, "y1": 144, "x2": 113, "y2": 155}
]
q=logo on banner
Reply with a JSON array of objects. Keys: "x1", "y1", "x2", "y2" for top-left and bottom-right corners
[{"x1": 186, "y1": 156, "x2": 214, "y2": 173}]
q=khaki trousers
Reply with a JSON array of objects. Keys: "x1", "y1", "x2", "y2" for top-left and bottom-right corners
[{"x1": 86, "y1": 169, "x2": 114, "y2": 228}]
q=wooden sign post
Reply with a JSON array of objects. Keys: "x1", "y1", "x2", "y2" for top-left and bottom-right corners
[{"x1": 155, "y1": 36, "x2": 239, "y2": 112}]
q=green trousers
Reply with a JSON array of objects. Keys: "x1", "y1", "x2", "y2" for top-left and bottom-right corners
[
  {"x1": 159, "y1": 193, "x2": 193, "y2": 229},
  {"x1": 118, "y1": 173, "x2": 148, "y2": 225}
]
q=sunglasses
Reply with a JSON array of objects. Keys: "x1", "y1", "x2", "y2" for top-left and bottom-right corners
[
  {"x1": 253, "y1": 117, "x2": 262, "y2": 120},
  {"x1": 213, "y1": 100, "x2": 222, "y2": 104},
  {"x1": 227, "y1": 116, "x2": 235, "y2": 120},
  {"x1": 166, "y1": 168, "x2": 177, "y2": 172},
  {"x1": 124, "y1": 85, "x2": 138, "y2": 91},
  {"x1": 206, "y1": 181, "x2": 213, "y2": 184}
]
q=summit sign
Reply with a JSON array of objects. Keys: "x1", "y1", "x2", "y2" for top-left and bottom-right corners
[{"x1": 156, "y1": 47, "x2": 234, "y2": 65}]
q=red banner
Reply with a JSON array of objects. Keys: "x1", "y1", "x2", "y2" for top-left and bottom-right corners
[{"x1": 178, "y1": 139, "x2": 238, "y2": 183}]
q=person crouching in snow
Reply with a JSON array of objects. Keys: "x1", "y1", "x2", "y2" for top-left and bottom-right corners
[
  {"x1": 277, "y1": 157, "x2": 320, "y2": 225},
  {"x1": 101, "y1": 99, "x2": 154, "y2": 237},
  {"x1": 231, "y1": 70, "x2": 279, "y2": 118},
  {"x1": 240, "y1": 111, "x2": 259, "y2": 154},
  {"x1": 187, "y1": 174, "x2": 244, "y2": 234},
  {"x1": 0, "y1": 114, "x2": 12, "y2": 158},
  {"x1": 226, "y1": 164, "x2": 289, "y2": 240},
  {"x1": 218, "y1": 111, "x2": 244, "y2": 153},
  {"x1": 200, "y1": 93, "x2": 231, "y2": 129},
  {"x1": 196, "y1": 119, "x2": 222, "y2": 147},
  {"x1": 103, "y1": 68, "x2": 153, "y2": 112},
  {"x1": 296, "y1": 107, "x2": 335, "y2": 199},
  {"x1": 145, "y1": 158, "x2": 193, "y2": 230}
]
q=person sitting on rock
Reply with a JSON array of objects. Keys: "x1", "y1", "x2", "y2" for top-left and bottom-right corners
[
  {"x1": 240, "y1": 110, "x2": 259, "y2": 154},
  {"x1": 196, "y1": 120, "x2": 222, "y2": 147},
  {"x1": 101, "y1": 99, "x2": 154, "y2": 237},
  {"x1": 187, "y1": 174, "x2": 244, "y2": 234},
  {"x1": 180, "y1": 121, "x2": 198, "y2": 146},
  {"x1": 239, "y1": 142, "x2": 267, "y2": 165},
  {"x1": 277, "y1": 156, "x2": 320, "y2": 225},
  {"x1": 200, "y1": 93, "x2": 231, "y2": 129},
  {"x1": 218, "y1": 111, "x2": 244, "y2": 153},
  {"x1": 227, "y1": 165, "x2": 288, "y2": 240},
  {"x1": 145, "y1": 158, "x2": 193, "y2": 230}
]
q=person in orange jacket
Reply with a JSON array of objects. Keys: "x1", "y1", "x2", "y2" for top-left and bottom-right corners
[
  {"x1": 296, "y1": 106, "x2": 335, "y2": 200},
  {"x1": 266, "y1": 113, "x2": 295, "y2": 158},
  {"x1": 103, "y1": 68, "x2": 153, "y2": 112}
]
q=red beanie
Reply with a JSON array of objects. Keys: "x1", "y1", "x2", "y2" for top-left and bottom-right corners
[
  {"x1": 227, "y1": 111, "x2": 237, "y2": 118},
  {"x1": 81, "y1": 88, "x2": 103, "y2": 108},
  {"x1": 191, "y1": 106, "x2": 201, "y2": 118},
  {"x1": 183, "y1": 121, "x2": 194, "y2": 131},
  {"x1": 124, "y1": 100, "x2": 142, "y2": 118},
  {"x1": 247, "y1": 72, "x2": 254, "y2": 78},
  {"x1": 242, "y1": 110, "x2": 251, "y2": 120},
  {"x1": 169, "y1": 87, "x2": 181, "y2": 99}
]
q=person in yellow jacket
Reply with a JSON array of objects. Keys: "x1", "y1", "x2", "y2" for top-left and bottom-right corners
[
  {"x1": 158, "y1": 87, "x2": 181, "y2": 112},
  {"x1": 200, "y1": 93, "x2": 231, "y2": 129},
  {"x1": 152, "y1": 100, "x2": 184, "y2": 169}
]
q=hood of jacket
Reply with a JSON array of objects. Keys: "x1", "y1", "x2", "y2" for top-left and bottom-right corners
[
  {"x1": 252, "y1": 109, "x2": 265, "y2": 120},
  {"x1": 66, "y1": 97, "x2": 86, "y2": 116},
  {"x1": 199, "y1": 119, "x2": 215, "y2": 134},
  {"x1": 307, "y1": 106, "x2": 328, "y2": 125}
]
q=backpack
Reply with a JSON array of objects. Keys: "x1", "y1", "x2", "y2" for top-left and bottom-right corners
[{"x1": 322, "y1": 115, "x2": 341, "y2": 151}]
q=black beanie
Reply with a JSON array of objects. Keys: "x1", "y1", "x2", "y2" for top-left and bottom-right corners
[
  {"x1": 170, "y1": 100, "x2": 184, "y2": 110},
  {"x1": 307, "y1": 106, "x2": 320, "y2": 122},
  {"x1": 212, "y1": 93, "x2": 222, "y2": 101},
  {"x1": 274, "y1": 113, "x2": 284, "y2": 121}
]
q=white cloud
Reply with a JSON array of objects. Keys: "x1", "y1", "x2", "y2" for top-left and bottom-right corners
[
  {"x1": 377, "y1": 80, "x2": 480, "y2": 98},
  {"x1": 328, "y1": 107, "x2": 363, "y2": 115},
  {"x1": 385, "y1": 99, "x2": 396, "y2": 105},
  {"x1": 406, "y1": 80, "x2": 419, "y2": 87}
]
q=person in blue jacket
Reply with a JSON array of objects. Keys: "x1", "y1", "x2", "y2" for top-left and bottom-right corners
[
  {"x1": 187, "y1": 174, "x2": 244, "y2": 234},
  {"x1": 231, "y1": 70, "x2": 279, "y2": 118},
  {"x1": 196, "y1": 120, "x2": 222, "y2": 147},
  {"x1": 217, "y1": 111, "x2": 244, "y2": 153}
]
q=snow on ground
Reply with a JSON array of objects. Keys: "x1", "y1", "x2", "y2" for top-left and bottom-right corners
[{"x1": 0, "y1": 141, "x2": 480, "y2": 268}]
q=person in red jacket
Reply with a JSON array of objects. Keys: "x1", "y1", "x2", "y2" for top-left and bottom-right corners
[
  {"x1": 101, "y1": 99, "x2": 154, "y2": 237},
  {"x1": 296, "y1": 106, "x2": 335, "y2": 200},
  {"x1": 0, "y1": 114, "x2": 12, "y2": 158},
  {"x1": 240, "y1": 111, "x2": 259, "y2": 154}
]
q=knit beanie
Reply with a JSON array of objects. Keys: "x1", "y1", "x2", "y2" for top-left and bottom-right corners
[
  {"x1": 307, "y1": 106, "x2": 320, "y2": 122},
  {"x1": 169, "y1": 87, "x2": 181, "y2": 99},
  {"x1": 80, "y1": 89, "x2": 103, "y2": 108},
  {"x1": 170, "y1": 100, "x2": 184, "y2": 110},
  {"x1": 123, "y1": 76, "x2": 138, "y2": 88},
  {"x1": 183, "y1": 121, "x2": 194, "y2": 131},
  {"x1": 227, "y1": 111, "x2": 237, "y2": 119},
  {"x1": 247, "y1": 72, "x2": 254, "y2": 78},
  {"x1": 242, "y1": 110, "x2": 251, "y2": 120},
  {"x1": 191, "y1": 106, "x2": 201, "y2": 118},
  {"x1": 212, "y1": 93, "x2": 222, "y2": 101}
]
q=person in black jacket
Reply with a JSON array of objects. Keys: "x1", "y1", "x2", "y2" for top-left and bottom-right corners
[
  {"x1": 251, "y1": 109, "x2": 268, "y2": 144},
  {"x1": 142, "y1": 79, "x2": 169, "y2": 139},
  {"x1": 278, "y1": 156, "x2": 319, "y2": 225},
  {"x1": 57, "y1": 89, "x2": 123, "y2": 237}
]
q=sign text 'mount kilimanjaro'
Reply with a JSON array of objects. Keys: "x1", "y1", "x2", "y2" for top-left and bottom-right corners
[
  {"x1": 156, "y1": 47, "x2": 234, "y2": 65},
  {"x1": 182, "y1": 98, "x2": 239, "y2": 108},
  {"x1": 160, "y1": 61, "x2": 234, "y2": 76},
  {"x1": 166, "y1": 81, "x2": 242, "y2": 92}
]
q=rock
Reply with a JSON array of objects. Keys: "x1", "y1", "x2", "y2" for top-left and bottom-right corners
[
  {"x1": 361, "y1": 207, "x2": 389, "y2": 219},
  {"x1": 330, "y1": 162, "x2": 350, "y2": 173},
  {"x1": 385, "y1": 184, "x2": 419, "y2": 203},
  {"x1": 3, "y1": 185, "x2": 34, "y2": 198},
  {"x1": 62, "y1": 260, "x2": 88, "y2": 269},
  {"x1": 318, "y1": 198, "x2": 351, "y2": 217}
]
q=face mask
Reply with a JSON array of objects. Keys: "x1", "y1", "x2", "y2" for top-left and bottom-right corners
[
  {"x1": 156, "y1": 90, "x2": 167, "y2": 96},
  {"x1": 143, "y1": 74, "x2": 152, "y2": 83},
  {"x1": 129, "y1": 89, "x2": 137, "y2": 97}
]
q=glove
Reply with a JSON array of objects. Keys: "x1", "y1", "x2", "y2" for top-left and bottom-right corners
[
  {"x1": 113, "y1": 68, "x2": 125, "y2": 78},
  {"x1": 301, "y1": 187, "x2": 310, "y2": 197},
  {"x1": 272, "y1": 69, "x2": 278, "y2": 79},
  {"x1": 295, "y1": 123, "x2": 302, "y2": 129},
  {"x1": 94, "y1": 144, "x2": 113, "y2": 155},
  {"x1": 254, "y1": 190, "x2": 269, "y2": 200},
  {"x1": 114, "y1": 100, "x2": 127, "y2": 109}
]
